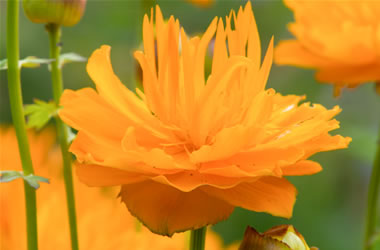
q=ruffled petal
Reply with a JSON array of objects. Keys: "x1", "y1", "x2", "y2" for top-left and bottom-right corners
[
  {"x1": 316, "y1": 63, "x2": 380, "y2": 85},
  {"x1": 151, "y1": 171, "x2": 252, "y2": 192},
  {"x1": 281, "y1": 160, "x2": 322, "y2": 176},
  {"x1": 120, "y1": 180, "x2": 234, "y2": 236},
  {"x1": 202, "y1": 176, "x2": 297, "y2": 218},
  {"x1": 87, "y1": 45, "x2": 150, "y2": 116},
  {"x1": 190, "y1": 125, "x2": 249, "y2": 163},
  {"x1": 275, "y1": 40, "x2": 334, "y2": 68},
  {"x1": 87, "y1": 45, "x2": 174, "y2": 142},
  {"x1": 76, "y1": 163, "x2": 147, "y2": 187},
  {"x1": 60, "y1": 88, "x2": 128, "y2": 141}
]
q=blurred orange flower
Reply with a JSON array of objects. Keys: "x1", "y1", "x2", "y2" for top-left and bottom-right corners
[
  {"x1": 0, "y1": 127, "x2": 233, "y2": 250},
  {"x1": 186, "y1": 0, "x2": 213, "y2": 8},
  {"x1": 59, "y1": 2, "x2": 351, "y2": 236},
  {"x1": 274, "y1": 0, "x2": 380, "y2": 95}
]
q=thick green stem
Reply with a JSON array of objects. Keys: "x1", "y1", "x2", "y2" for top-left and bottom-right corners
[
  {"x1": 364, "y1": 124, "x2": 380, "y2": 250},
  {"x1": 46, "y1": 23, "x2": 79, "y2": 250},
  {"x1": 7, "y1": 1, "x2": 38, "y2": 250},
  {"x1": 190, "y1": 227, "x2": 207, "y2": 250}
]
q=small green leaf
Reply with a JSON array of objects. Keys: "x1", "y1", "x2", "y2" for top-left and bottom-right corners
[
  {"x1": 59, "y1": 52, "x2": 87, "y2": 68},
  {"x1": 0, "y1": 56, "x2": 54, "y2": 70},
  {"x1": 0, "y1": 170, "x2": 49, "y2": 189},
  {"x1": 369, "y1": 230, "x2": 380, "y2": 247},
  {"x1": 66, "y1": 126, "x2": 76, "y2": 143},
  {"x1": 24, "y1": 99, "x2": 58, "y2": 130},
  {"x1": 24, "y1": 174, "x2": 50, "y2": 189},
  {"x1": 0, "y1": 58, "x2": 8, "y2": 70},
  {"x1": 0, "y1": 170, "x2": 23, "y2": 182},
  {"x1": 20, "y1": 56, "x2": 55, "y2": 68}
]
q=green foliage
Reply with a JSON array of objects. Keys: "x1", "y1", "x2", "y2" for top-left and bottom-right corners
[
  {"x1": 66, "y1": 126, "x2": 77, "y2": 143},
  {"x1": 24, "y1": 99, "x2": 58, "y2": 130},
  {"x1": 0, "y1": 56, "x2": 54, "y2": 70},
  {"x1": 0, "y1": 53, "x2": 86, "y2": 71},
  {"x1": 59, "y1": 52, "x2": 87, "y2": 69},
  {"x1": 0, "y1": 170, "x2": 49, "y2": 189}
]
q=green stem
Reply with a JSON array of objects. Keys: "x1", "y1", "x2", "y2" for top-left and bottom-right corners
[
  {"x1": 190, "y1": 227, "x2": 207, "y2": 250},
  {"x1": 6, "y1": 1, "x2": 38, "y2": 250},
  {"x1": 46, "y1": 23, "x2": 79, "y2": 250},
  {"x1": 364, "y1": 124, "x2": 380, "y2": 250}
]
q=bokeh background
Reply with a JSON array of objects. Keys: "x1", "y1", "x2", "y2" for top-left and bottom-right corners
[{"x1": 1, "y1": 0, "x2": 379, "y2": 249}]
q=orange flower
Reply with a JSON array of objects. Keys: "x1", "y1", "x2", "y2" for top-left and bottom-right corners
[
  {"x1": 274, "y1": 0, "x2": 380, "y2": 95},
  {"x1": 186, "y1": 0, "x2": 213, "y2": 8},
  {"x1": 0, "y1": 127, "x2": 233, "y2": 250},
  {"x1": 0, "y1": 127, "x2": 129, "y2": 250},
  {"x1": 59, "y1": 2, "x2": 351, "y2": 236}
]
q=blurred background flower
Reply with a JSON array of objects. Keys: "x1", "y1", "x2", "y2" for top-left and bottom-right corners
[
  {"x1": 0, "y1": 127, "x2": 236, "y2": 250},
  {"x1": 186, "y1": 0, "x2": 213, "y2": 8},
  {"x1": 1, "y1": 0, "x2": 379, "y2": 249},
  {"x1": 274, "y1": 0, "x2": 380, "y2": 96}
]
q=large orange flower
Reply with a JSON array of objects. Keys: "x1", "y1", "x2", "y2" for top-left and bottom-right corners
[
  {"x1": 274, "y1": 0, "x2": 380, "y2": 95},
  {"x1": 59, "y1": 2, "x2": 351, "y2": 236},
  {"x1": 0, "y1": 127, "x2": 233, "y2": 250}
]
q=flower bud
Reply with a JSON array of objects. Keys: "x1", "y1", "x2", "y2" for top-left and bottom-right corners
[
  {"x1": 23, "y1": 0, "x2": 86, "y2": 26},
  {"x1": 265, "y1": 225, "x2": 316, "y2": 250},
  {"x1": 239, "y1": 225, "x2": 318, "y2": 250}
]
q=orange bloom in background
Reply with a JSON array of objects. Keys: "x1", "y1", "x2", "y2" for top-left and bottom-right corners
[
  {"x1": 59, "y1": 2, "x2": 351, "y2": 236},
  {"x1": 274, "y1": 0, "x2": 380, "y2": 96},
  {"x1": 186, "y1": 0, "x2": 213, "y2": 8},
  {"x1": 0, "y1": 127, "x2": 233, "y2": 250}
]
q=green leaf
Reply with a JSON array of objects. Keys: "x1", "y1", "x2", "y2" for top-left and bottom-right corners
[
  {"x1": 0, "y1": 58, "x2": 7, "y2": 70},
  {"x1": 369, "y1": 230, "x2": 380, "y2": 247},
  {"x1": 59, "y1": 52, "x2": 87, "y2": 68},
  {"x1": 66, "y1": 126, "x2": 76, "y2": 143},
  {"x1": 23, "y1": 174, "x2": 50, "y2": 189},
  {"x1": 0, "y1": 170, "x2": 23, "y2": 182},
  {"x1": 0, "y1": 170, "x2": 49, "y2": 189},
  {"x1": 24, "y1": 99, "x2": 58, "y2": 130},
  {"x1": 20, "y1": 56, "x2": 55, "y2": 68},
  {"x1": 0, "y1": 56, "x2": 54, "y2": 70},
  {"x1": 239, "y1": 226, "x2": 291, "y2": 250}
]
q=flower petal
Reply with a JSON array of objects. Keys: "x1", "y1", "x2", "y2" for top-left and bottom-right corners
[
  {"x1": 87, "y1": 45, "x2": 150, "y2": 116},
  {"x1": 191, "y1": 125, "x2": 249, "y2": 163},
  {"x1": 202, "y1": 176, "x2": 297, "y2": 218},
  {"x1": 59, "y1": 88, "x2": 127, "y2": 140},
  {"x1": 316, "y1": 63, "x2": 380, "y2": 85},
  {"x1": 281, "y1": 160, "x2": 322, "y2": 176},
  {"x1": 275, "y1": 40, "x2": 334, "y2": 68},
  {"x1": 87, "y1": 45, "x2": 173, "y2": 142},
  {"x1": 76, "y1": 163, "x2": 146, "y2": 187},
  {"x1": 120, "y1": 180, "x2": 234, "y2": 236}
]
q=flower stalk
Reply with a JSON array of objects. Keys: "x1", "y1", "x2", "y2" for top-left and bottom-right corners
[
  {"x1": 189, "y1": 227, "x2": 207, "y2": 250},
  {"x1": 46, "y1": 22, "x2": 79, "y2": 250},
  {"x1": 6, "y1": 0, "x2": 38, "y2": 249},
  {"x1": 364, "y1": 124, "x2": 380, "y2": 250}
]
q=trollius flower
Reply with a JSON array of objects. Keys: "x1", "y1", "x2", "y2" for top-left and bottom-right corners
[
  {"x1": 59, "y1": 2, "x2": 351, "y2": 236},
  {"x1": 274, "y1": 0, "x2": 380, "y2": 95}
]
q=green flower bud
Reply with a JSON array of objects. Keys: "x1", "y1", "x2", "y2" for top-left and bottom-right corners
[{"x1": 23, "y1": 0, "x2": 86, "y2": 26}]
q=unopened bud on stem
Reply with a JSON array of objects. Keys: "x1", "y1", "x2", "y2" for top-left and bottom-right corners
[{"x1": 23, "y1": 0, "x2": 86, "y2": 26}]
